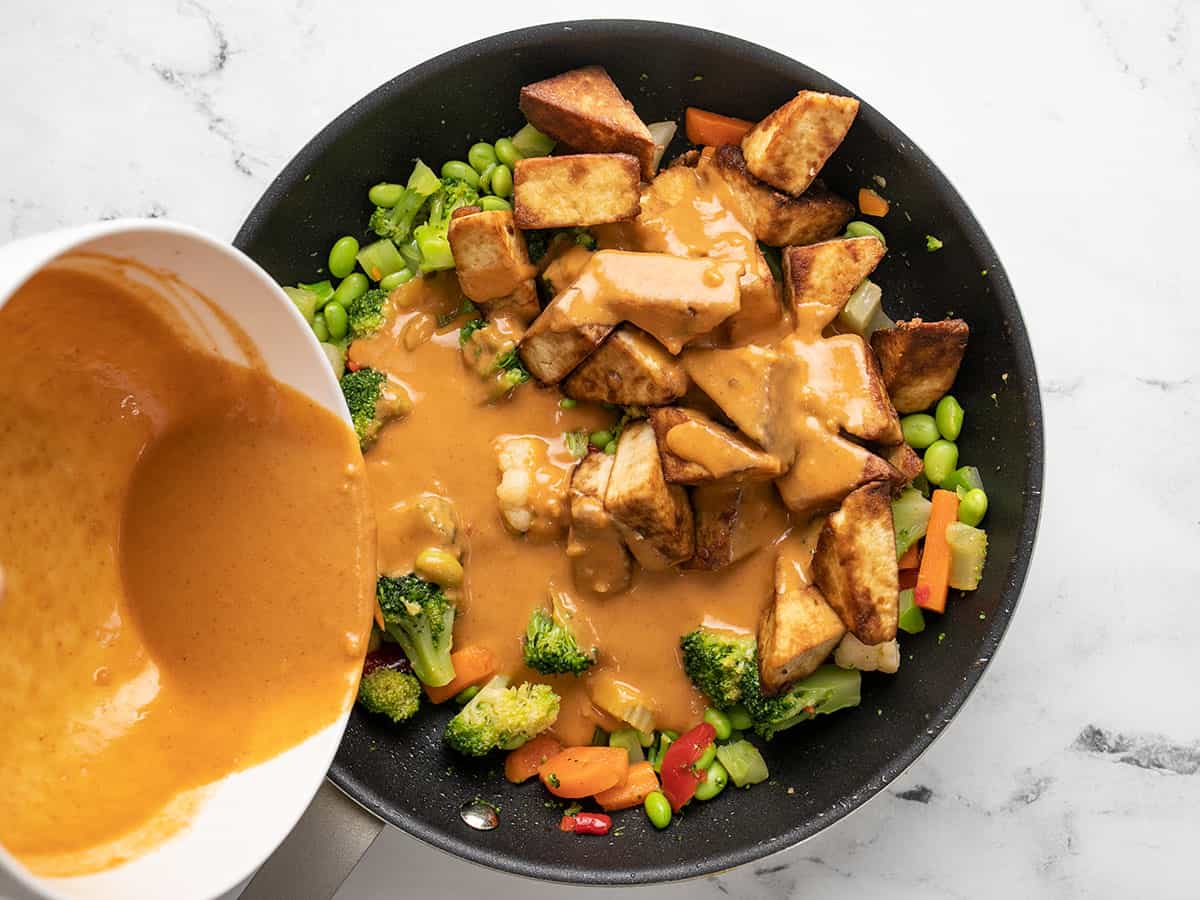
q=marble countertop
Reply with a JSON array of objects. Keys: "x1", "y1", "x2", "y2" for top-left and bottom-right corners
[{"x1": 3, "y1": 1, "x2": 1198, "y2": 897}]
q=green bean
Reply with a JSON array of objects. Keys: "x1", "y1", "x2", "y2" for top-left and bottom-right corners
[
  {"x1": 368, "y1": 182, "x2": 405, "y2": 208},
  {"x1": 310, "y1": 315, "x2": 329, "y2": 342},
  {"x1": 332, "y1": 272, "x2": 369, "y2": 308},
  {"x1": 323, "y1": 301, "x2": 349, "y2": 341},
  {"x1": 901, "y1": 413, "x2": 940, "y2": 449},
  {"x1": 490, "y1": 164, "x2": 513, "y2": 199},
  {"x1": 844, "y1": 221, "x2": 886, "y2": 244},
  {"x1": 693, "y1": 744, "x2": 717, "y2": 771},
  {"x1": 328, "y1": 236, "x2": 360, "y2": 279},
  {"x1": 479, "y1": 196, "x2": 512, "y2": 212},
  {"x1": 935, "y1": 395, "x2": 965, "y2": 441},
  {"x1": 693, "y1": 761, "x2": 729, "y2": 801},
  {"x1": 558, "y1": 397, "x2": 577, "y2": 409},
  {"x1": 703, "y1": 708, "x2": 733, "y2": 741},
  {"x1": 957, "y1": 488, "x2": 988, "y2": 526},
  {"x1": 643, "y1": 791, "x2": 672, "y2": 829},
  {"x1": 477, "y1": 162, "x2": 497, "y2": 193},
  {"x1": 494, "y1": 137, "x2": 523, "y2": 169},
  {"x1": 589, "y1": 430, "x2": 613, "y2": 448},
  {"x1": 923, "y1": 439, "x2": 959, "y2": 486},
  {"x1": 468, "y1": 142, "x2": 498, "y2": 173},
  {"x1": 379, "y1": 268, "x2": 415, "y2": 291},
  {"x1": 441, "y1": 160, "x2": 480, "y2": 188}
]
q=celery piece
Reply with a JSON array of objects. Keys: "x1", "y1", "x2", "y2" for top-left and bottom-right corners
[
  {"x1": 637, "y1": 729, "x2": 656, "y2": 748},
  {"x1": 715, "y1": 740, "x2": 769, "y2": 787},
  {"x1": 511, "y1": 123, "x2": 556, "y2": 158},
  {"x1": 407, "y1": 159, "x2": 441, "y2": 196},
  {"x1": 356, "y1": 239, "x2": 407, "y2": 282},
  {"x1": 397, "y1": 239, "x2": 422, "y2": 273},
  {"x1": 298, "y1": 279, "x2": 334, "y2": 307},
  {"x1": 864, "y1": 307, "x2": 896, "y2": 339},
  {"x1": 649, "y1": 732, "x2": 674, "y2": 773},
  {"x1": 837, "y1": 279, "x2": 883, "y2": 336},
  {"x1": 946, "y1": 522, "x2": 988, "y2": 590},
  {"x1": 283, "y1": 286, "x2": 319, "y2": 323},
  {"x1": 590, "y1": 726, "x2": 609, "y2": 747},
  {"x1": 898, "y1": 588, "x2": 925, "y2": 634},
  {"x1": 893, "y1": 487, "x2": 933, "y2": 558},
  {"x1": 942, "y1": 465, "x2": 985, "y2": 494},
  {"x1": 609, "y1": 728, "x2": 646, "y2": 764},
  {"x1": 414, "y1": 226, "x2": 455, "y2": 272}
]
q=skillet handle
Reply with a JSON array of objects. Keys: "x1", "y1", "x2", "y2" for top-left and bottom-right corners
[{"x1": 238, "y1": 779, "x2": 383, "y2": 900}]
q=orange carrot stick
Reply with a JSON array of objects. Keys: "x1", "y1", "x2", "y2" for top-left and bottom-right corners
[
  {"x1": 915, "y1": 490, "x2": 959, "y2": 613},
  {"x1": 685, "y1": 107, "x2": 755, "y2": 147},
  {"x1": 898, "y1": 543, "x2": 920, "y2": 570},
  {"x1": 422, "y1": 646, "x2": 496, "y2": 704},
  {"x1": 858, "y1": 187, "x2": 890, "y2": 217},
  {"x1": 593, "y1": 761, "x2": 660, "y2": 811},
  {"x1": 505, "y1": 734, "x2": 564, "y2": 784},
  {"x1": 539, "y1": 746, "x2": 629, "y2": 799}
]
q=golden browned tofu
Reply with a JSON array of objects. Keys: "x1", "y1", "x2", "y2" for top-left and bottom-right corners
[
  {"x1": 688, "y1": 480, "x2": 789, "y2": 571},
  {"x1": 604, "y1": 421, "x2": 694, "y2": 569},
  {"x1": 758, "y1": 560, "x2": 845, "y2": 693},
  {"x1": 708, "y1": 145, "x2": 854, "y2": 247},
  {"x1": 811, "y1": 482, "x2": 899, "y2": 645},
  {"x1": 648, "y1": 406, "x2": 783, "y2": 484},
  {"x1": 782, "y1": 237, "x2": 886, "y2": 330},
  {"x1": 447, "y1": 210, "x2": 534, "y2": 301},
  {"x1": 518, "y1": 318, "x2": 613, "y2": 384},
  {"x1": 513, "y1": 154, "x2": 641, "y2": 229},
  {"x1": 562, "y1": 326, "x2": 689, "y2": 406},
  {"x1": 681, "y1": 344, "x2": 780, "y2": 451},
  {"x1": 519, "y1": 66, "x2": 657, "y2": 178},
  {"x1": 879, "y1": 442, "x2": 924, "y2": 487},
  {"x1": 774, "y1": 433, "x2": 898, "y2": 516},
  {"x1": 870, "y1": 318, "x2": 970, "y2": 413},
  {"x1": 566, "y1": 452, "x2": 632, "y2": 595},
  {"x1": 741, "y1": 91, "x2": 859, "y2": 196}
]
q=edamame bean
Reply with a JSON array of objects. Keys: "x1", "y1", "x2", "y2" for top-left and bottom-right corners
[
  {"x1": 727, "y1": 705, "x2": 752, "y2": 731},
  {"x1": 479, "y1": 196, "x2": 512, "y2": 212},
  {"x1": 368, "y1": 182, "x2": 405, "y2": 208},
  {"x1": 311, "y1": 315, "x2": 330, "y2": 342},
  {"x1": 328, "y1": 236, "x2": 360, "y2": 279},
  {"x1": 603, "y1": 441, "x2": 617, "y2": 455},
  {"x1": 901, "y1": 413, "x2": 940, "y2": 449},
  {"x1": 694, "y1": 761, "x2": 729, "y2": 801},
  {"x1": 844, "y1": 221, "x2": 886, "y2": 244},
  {"x1": 589, "y1": 430, "x2": 613, "y2": 448},
  {"x1": 935, "y1": 395, "x2": 964, "y2": 441},
  {"x1": 379, "y1": 268, "x2": 415, "y2": 291},
  {"x1": 693, "y1": 743, "x2": 717, "y2": 771},
  {"x1": 441, "y1": 160, "x2": 480, "y2": 188},
  {"x1": 477, "y1": 162, "x2": 497, "y2": 193},
  {"x1": 494, "y1": 137, "x2": 523, "y2": 169},
  {"x1": 703, "y1": 707, "x2": 733, "y2": 741},
  {"x1": 468, "y1": 142, "x2": 498, "y2": 173},
  {"x1": 332, "y1": 272, "x2": 369, "y2": 308},
  {"x1": 558, "y1": 397, "x2": 577, "y2": 409},
  {"x1": 490, "y1": 164, "x2": 513, "y2": 199},
  {"x1": 414, "y1": 547, "x2": 464, "y2": 587},
  {"x1": 958, "y1": 488, "x2": 988, "y2": 526},
  {"x1": 323, "y1": 301, "x2": 349, "y2": 341},
  {"x1": 923, "y1": 439, "x2": 959, "y2": 486},
  {"x1": 644, "y1": 791, "x2": 672, "y2": 830}
]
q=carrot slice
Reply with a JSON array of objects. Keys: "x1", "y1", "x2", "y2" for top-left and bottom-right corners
[
  {"x1": 593, "y1": 760, "x2": 660, "y2": 811},
  {"x1": 915, "y1": 490, "x2": 959, "y2": 613},
  {"x1": 685, "y1": 107, "x2": 755, "y2": 147},
  {"x1": 505, "y1": 734, "x2": 564, "y2": 784},
  {"x1": 858, "y1": 187, "x2": 890, "y2": 217},
  {"x1": 898, "y1": 543, "x2": 920, "y2": 570},
  {"x1": 539, "y1": 746, "x2": 629, "y2": 799},
  {"x1": 422, "y1": 646, "x2": 496, "y2": 704}
]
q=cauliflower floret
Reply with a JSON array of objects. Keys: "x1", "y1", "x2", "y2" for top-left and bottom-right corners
[
  {"x1": 495, "y1": 436, "x2": 574, "y2": 539},
  {"x1": 834, "y1": 633, "x2": 900, "y2": 674}
]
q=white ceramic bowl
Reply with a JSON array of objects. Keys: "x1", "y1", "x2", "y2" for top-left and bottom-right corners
[{"x1": 0, "y1": 220, "x2": 357, "y2": 900}]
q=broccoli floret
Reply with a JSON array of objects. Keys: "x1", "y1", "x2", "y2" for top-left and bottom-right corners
[
  {"x1": 524, "y1": 229, "x2": 552, "y2": 264},
  {"x1": 523, "y1": 608, "x2": 596, "y2": 675},
  {"x1": 346, "y1": 287, "x2": 389, "y2": 339},
  {"x1": 494, "y1": 349, "x2": 531, "y2": 392},
  {"x1": 368, "y1": 161, "x2": 443, "y2": 242},
  {"x1": 376, "y1": 574, "x2": 456, "y2": 688},
  {"x1": 413, "y1": 178, "x2": 480, "y2": 273},
  {"x1": 459, "y1": 317, "x2": 486, "y2": 346},
  {"x1": 742, "y1": 664, "x2": 862, "y2": 741},
  {"x1": 358, "y1": 668, "x2": 421, "y2": 723},
  {"x1": 680, "y1": 628, "x2": 756, "y2": 709},
  {"x1": 443, "y1": 675, "x2": 561, "y2": 757},
  {"x1": 339, "y1": 367, "x2": 408, "y2": 448}
]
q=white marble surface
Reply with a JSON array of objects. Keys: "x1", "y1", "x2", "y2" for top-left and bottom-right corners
[{"x1": 3, "y1": 1, "x2": 1199, "y2": 897}]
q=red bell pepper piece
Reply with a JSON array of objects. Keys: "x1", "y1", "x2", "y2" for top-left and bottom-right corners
[
  {"x1": 659, "y1": 722, "x2": 717, "y2": 811},
  {"x1": 559, "y1": 812, "x2": 612, "y2": 835}
]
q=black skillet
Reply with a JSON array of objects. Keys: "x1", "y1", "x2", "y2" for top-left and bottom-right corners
[{"x1": 234, "y1": 20, "x2": 1043, "y2": 887}]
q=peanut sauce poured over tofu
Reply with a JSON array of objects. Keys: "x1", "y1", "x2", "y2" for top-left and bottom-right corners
[{"x1": 0, "y1": 256, "x2": 375, "y2": 875}]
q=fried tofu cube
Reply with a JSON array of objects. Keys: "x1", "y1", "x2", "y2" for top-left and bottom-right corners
[
  {"x1": 870, "y1": 318, "x2": 970, "y2": 413},
  {"x1": 513, "y1": 154, "x2": 641, "y2": 229},
  {"x1": 879, "y1": 442, "x2": 924, "y2": 487},
  {"x1": 563, "y1": 326, "x2": 689, "y2": 406},
  {"x1": 681, "y1": 344, "x2": 781, "y2": 451},
  {"x1": 519, "y1": 66, "x2": 657, "y2": 178},
  {"x1": 811, "y1": 482, "x2": 899, "y2": 645},
  {"x1": 518, "y1": 320, "x2": 614, "y2": 384},
  {"x1": 604, "y1": 420, "x2": 694, "y2": 569},
  {"x1": 774, "y1": 434, "x2": 899, "y2": 517},
  {"x1": 758, "y1": 563, "x2": 846, "y2": 693},
  {"x1": 708, "y1": 145, "x2": 854, "y2": 247},
  {"x1": 447, "y1": 210, "x2": 535, "y2": 301},
  {"x1": 782, "y1": 237, "x2": 886, "y2": 330},
  {"x1": 689, "y1": 480, "x2": 789, "y2": 571},
  {"x1": 648, "y1": 406, "x2": 783, "y2": 484},
  {"x1": 567, "y1": 452, "x2": 633, "y2": 595},
  {"x1": 741, "y1": 91, "x2": 859, "y2": 196}
]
